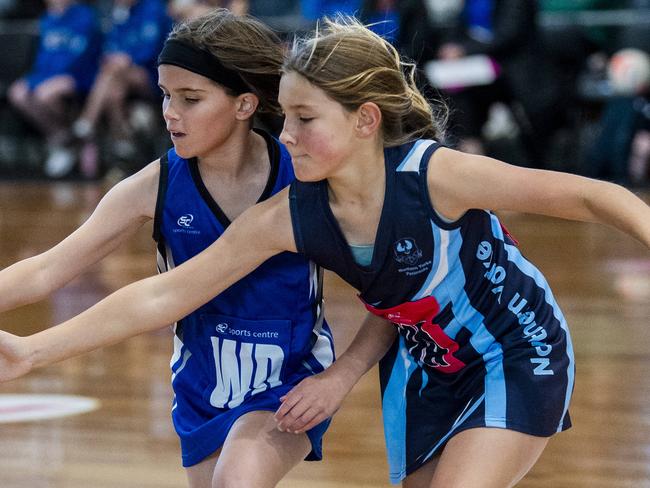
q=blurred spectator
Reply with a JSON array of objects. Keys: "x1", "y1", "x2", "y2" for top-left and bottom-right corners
[
  {"x1": 300, "y1": 0, "x2": 362, "y2": 21},
  {"x1": 587, "y1": 94, "x2": 650, "y2": 184},
  {"x1": 244, "y1": 0, "x2": 311, "y2": 38},
  {"x1": 168, "y1": 0, "x2": 246, "y2": 21},
  {"x1": 398, "y1": 0, "x2": 460, "y2": 67},
  {"x1": 399, "y1": 0, "x2": 563, "y2": 166},
  {"x1": 587, "y1": 48, "x2": 650, "y2": 184},
  {"x1": 539, "y1": 0, "x2": 620, "y2": 105},
  {"x1": 628, "y1": 114, "x2": 650, "y2": 185},
  {"x1": 541, "y1": 0, "x2": 619, "y2": 53},
  {"x1": 7, "y1": 0, "x2": 101, "y2": 177},
  {"x1": 71, "y1": 0, "x2": 171, "y2": 178},
  {"x1": 360, "y1": 0, "x2": 399, "y2": 44},
  {"x1": 615, "y1": 1, "x2": 650, "y2": 58},
  {"x1": 0, "y1": 0, "x2": 44, "y2": 19},
  {"x1": 246, "y1": 0, "x2": 300, "y2": 17}
]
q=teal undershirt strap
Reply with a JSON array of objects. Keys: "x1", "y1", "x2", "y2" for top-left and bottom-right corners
[{"x1": 349, "y1": 244, "x2": 374, "y2": 267}]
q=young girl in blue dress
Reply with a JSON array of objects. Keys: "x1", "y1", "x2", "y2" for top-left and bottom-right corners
[{"x1": 0, "y1": 10, "x2": 333, "y2": 488}]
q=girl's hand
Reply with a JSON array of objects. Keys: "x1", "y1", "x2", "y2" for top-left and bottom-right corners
[
  {"x1": 274, "y1": 369, "x2": 353, "y2": 434},
  {"x1": 0, "y1": 331, "x2": 33, "y2": 382}
]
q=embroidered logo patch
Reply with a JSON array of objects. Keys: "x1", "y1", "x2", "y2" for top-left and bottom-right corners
[
  {"x1": 393, "y1": 238, "x2": 423, "y2": 265},
  {"x1": 177, "y1": 214, "x2": 194, "y2": 228},
  {"x1": 173, "y1": 213, "x2": 200, "y2": 235}
]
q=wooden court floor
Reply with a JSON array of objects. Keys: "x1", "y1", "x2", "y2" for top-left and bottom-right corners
[{"x1": 0, "y1": 180, "x2": 649, "y2": 488}]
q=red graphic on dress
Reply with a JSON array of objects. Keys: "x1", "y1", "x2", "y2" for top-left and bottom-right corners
[{"x1": 363, "y1": 296, "x2": 466, "y2": 373}]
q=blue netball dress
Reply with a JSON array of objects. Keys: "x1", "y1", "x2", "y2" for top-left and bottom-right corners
[
  {"x1": 153, "y1": 131, "x2": 335, "y2": 467},
  {"x1": 289, "y1": 139, "x2": 574, "y2": 484}
]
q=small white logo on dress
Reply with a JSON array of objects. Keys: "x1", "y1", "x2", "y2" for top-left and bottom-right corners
[
  {"x1": 215, "y1": 323, "x2": 228, "y2": 333},
  {"x1": 393, "y1": 238, "x2": 423, "y2": 265},
  {"x1": 177, "y1": 214, "x2": 194, "y2": 228}
]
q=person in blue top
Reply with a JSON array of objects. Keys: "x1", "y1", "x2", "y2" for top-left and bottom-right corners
[
  {"x1": 0, "y1": 10, "x2": 334, "y2": 488},
  {"x1": 70, "y1": 0, "x2": 172, "y2": 177},
  {"x1": 360, "y1": 0, "x2": 399, "y2": 44},
  {"x1": 1, "y1": 16, "x2": 649, "y2": 488},
  {"x1": 7, "y1": 0, "x2": 101, "y2": 178},
  {"x1": 300, "y1": 0, "x2": 361, "y2": 20}
]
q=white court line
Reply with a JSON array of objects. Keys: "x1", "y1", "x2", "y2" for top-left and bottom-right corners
[{"x1": 0, "y1": 394, "x2": 100, "y2": 423}]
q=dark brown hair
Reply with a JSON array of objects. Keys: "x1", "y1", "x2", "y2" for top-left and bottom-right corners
[{"x1": 168, "y1": 8, "x2": 284, "y2": 114}]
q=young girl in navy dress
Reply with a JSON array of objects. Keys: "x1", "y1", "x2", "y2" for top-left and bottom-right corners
[
  {"x1": 0, "y1": 10, "x2": 333, "y2": 488},
  {"x1": 1, "y1": 16, "x2": 649, "y2": 488}
]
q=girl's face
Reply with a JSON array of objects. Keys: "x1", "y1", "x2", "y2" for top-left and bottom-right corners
[
  {"x1": 158, "y1": 64, "x2": 239, "y2": 160},
  {"x1": 278, "y1": 72, "x2": 358, "y2": 182}
]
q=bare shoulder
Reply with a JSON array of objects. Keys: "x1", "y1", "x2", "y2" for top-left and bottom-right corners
[
  {"x1": 426, "y1": 146, "x2": 469, "y2": 188},
  {"x1": 425, "y1": 147, "x2": 474, "y2": 219},
  {"x1": 102, "y1": 159, "x2": 162, "y2": 220}
]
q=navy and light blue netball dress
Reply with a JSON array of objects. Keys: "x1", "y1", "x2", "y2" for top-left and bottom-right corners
[
  {"x1": 153, "y1": 131, "x2": 334, "y2": 467},
  {"x1": 289, "y1": 139, "x2": 574, "y2": 484}
]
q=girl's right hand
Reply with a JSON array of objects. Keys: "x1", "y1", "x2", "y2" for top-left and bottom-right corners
[{"x1": 0, "y1": 331, "x2": 33, "y2": 382}]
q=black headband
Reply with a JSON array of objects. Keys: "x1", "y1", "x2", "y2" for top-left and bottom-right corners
[{"x1": 157, "y1": 39, "x2": 249, "y2": 94}]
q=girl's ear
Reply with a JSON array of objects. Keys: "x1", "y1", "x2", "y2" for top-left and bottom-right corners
[
  {"x1": 235, "y1": 93, "x2": 259, "y2": 121},
  {"x1": 355, "y1": 102, "x2": 382, "y2": 138}
]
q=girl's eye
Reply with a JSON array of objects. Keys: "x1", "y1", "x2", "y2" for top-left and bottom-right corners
[
  {"x1": 185, "y1": 98, "x2": 199, "y2": 104},
  {"x1": 299, "y1": 117, "x2": 314, "y2": 123}
]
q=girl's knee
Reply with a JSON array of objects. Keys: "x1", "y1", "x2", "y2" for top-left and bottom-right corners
[
  {"x1": 33, "y1": 88, "x2": 61, "y2": 107},
  {"x1": 429, "y1": 429, "x2": 548, "y2": 488},
  {"x1": 8, "y1": 81, "x2": 29, "y2": 107}
]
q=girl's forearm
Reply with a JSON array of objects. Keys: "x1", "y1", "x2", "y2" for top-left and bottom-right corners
[
  {"x1": 22, "y1": 233, "x2": 264, "y2": 370},
  {"x1": 328, "y1": 313, "x2": 397, "y2": 391},
  {"x1": 24, "y1": 274, "x2": 173, "y2": 369},
  {"x1": 0, "y1": 257, "x2": 53, "y2": 312},
  {"x1": 584, "y1": 182, "x2": 650, "y2": 248}
]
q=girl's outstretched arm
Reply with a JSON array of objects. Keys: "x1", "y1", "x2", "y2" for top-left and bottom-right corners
[
  {"x1": 428, "y1": 148, "x2": 650, "y2": 248},
  {"x1": 0, "y1": 189, "x2": 295, "y2": 382},
  {"x1": 0, "y1": 161, "x2": 159, "y2": 313}
]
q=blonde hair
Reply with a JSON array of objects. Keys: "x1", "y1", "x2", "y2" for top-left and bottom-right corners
[
  {"x1": 283, "y1": 17, "x2": 447, "y2": 146},
  {"x1": 168, "y1": 9, "x2": 283, "y2": 114}
]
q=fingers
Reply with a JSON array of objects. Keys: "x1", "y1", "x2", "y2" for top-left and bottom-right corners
[
  {"x1": 277, "y1": 405, "x2": 327, "y2": 434},
  {"x1": 293, "y1": 409, "x2": 329, "y2": 434},
  {"x1": 274, "y1": 390, "x2": 303, "y2": 425},
  {"x1": 274, "y1": 381, "x2": 329, "y2": 433},
  {"x1": 274, "y1": 375, "x2": 340, "y2": 433},
  {"x1": 275, "y1": 394, "x2": 312, "y2": 432}
]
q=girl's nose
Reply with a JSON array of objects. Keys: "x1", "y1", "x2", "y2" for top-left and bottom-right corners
[
  {"x1": 279, "y1": 120, "x2": 296, "y2": 146},
  {"x1": 162, "y1": 99, "x2": 178, "y2": 121}
]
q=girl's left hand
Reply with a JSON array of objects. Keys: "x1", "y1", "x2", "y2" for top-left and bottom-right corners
[{"x1": 274, "y1": 369, "x2": 353, "y2": 434}]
